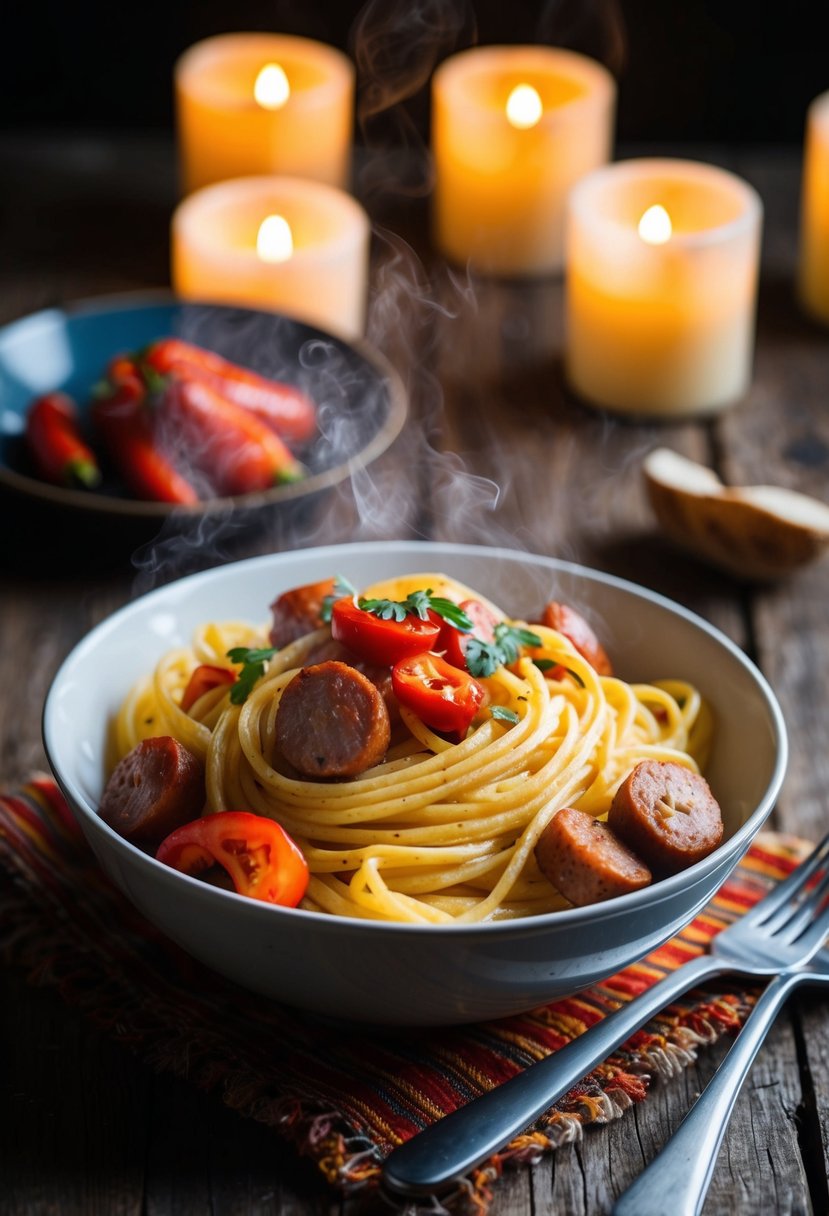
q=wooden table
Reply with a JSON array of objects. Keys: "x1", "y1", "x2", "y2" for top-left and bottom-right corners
[{"x1": 1, "y1": 135, "x2": 828, "y2": 1215}]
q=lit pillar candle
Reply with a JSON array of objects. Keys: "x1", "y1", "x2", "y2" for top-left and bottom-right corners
[
  {"x1": 431, "y1": 46, "x2": 615, "y2": 276},
  {"x1": 798, "y1": 90, "x2": 829, "y2": 325},
  {"x1": 171, "y1": 177, "x2": 370, "y2": 340},
  {"x1": 564, "y1": 159, "x2": 762, "y2": 417},
  {"x1": 175, "y1": 33, "x2": 354, "y2": 195}
]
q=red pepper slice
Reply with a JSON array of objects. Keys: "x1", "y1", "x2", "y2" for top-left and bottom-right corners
[
  {"x1": 156, "y1": 810, "x2": 309, "y2": 906},
  {"x1": 392, "y1": 652, "x2": 486, "y2": 736},
  {"x1": 180, "y1": 664, "x2": 237, "y2": 712},
  {"x1": 142, "y1": 338, "x2": 317, "y2": 444},
  {"x1": 25, "y1": 391, "x2": 101, "y2": 489},
  {"x1": 440, "y1": 599, "x2": 499, "y2": 671},
  {"x1": 331, "y1": 598, "x2": 442, "y2": 666},
  {"x1": 92, "y1": 364, "x2": 200, "y2": 505},
  {"x1": 162, "y1": 377, "x2": 304, "y2": 496}
]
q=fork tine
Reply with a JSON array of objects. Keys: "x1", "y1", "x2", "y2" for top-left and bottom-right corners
[
  {"x1": 768, "y1": 866, "x2": 829, "y2": 943},
  {"x1": 790, "y1": 899, "x2": 829, "y2": 959},
  {"x1": 746, "y1": 831, "x2": 829, "y2": 929}
]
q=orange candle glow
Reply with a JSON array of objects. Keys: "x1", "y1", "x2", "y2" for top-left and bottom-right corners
[
  {"x1": 432, "y1": 46, "x2": 615, "y2": 276},
  {"x1": 175, "y1": 33, "x2": 354, "y2": 195},
  {"x1": 565, "y1": 159, "x2": 762, "y2": 417},
  {"x1": 171, "y1": 177, "x2": 370, "y2": 340}
]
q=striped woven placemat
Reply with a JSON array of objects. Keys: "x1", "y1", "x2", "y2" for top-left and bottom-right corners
[{"x1": 0, "y1": 775, "x2": 806, "y2": 1213}]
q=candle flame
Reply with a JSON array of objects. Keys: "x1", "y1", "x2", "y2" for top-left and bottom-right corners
[
  {"x1": 505, "y1": 84, "x2": 543, "y2": 130},
  {"x1": 256, "y1": 214, "x2": 293, "y2": 263},
  {"x1": 254, "y1": 63, "x2": 290, "y2": 110},
  {"x1": 638, "y1": 205, "x2": 672, "y2": 245}
]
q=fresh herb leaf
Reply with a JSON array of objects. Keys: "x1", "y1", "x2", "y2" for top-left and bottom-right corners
[
  {"x1": 359, "y1": 596, "x2": 409, "y2": 622},
  {"x1": 490, "y1": 706, "x2": 519, "y2": 724},
  {"x1": 226, "y1": 645, "x2": 277, "y2": 704},
  {"x1": 427, "y1": 597, "x2": 474, "y2": 631},
  {"x1": 533, "y1": 658, "x2": 556, "y2": 671},
  {"x1": 320, "y1": 574, "x2": 357, "y2": 623},
  {"x1": 358, "y1": 589, "x2": 474, "y2": 631},
  {"x1": 465, "y1": 622, "x2": 543, "y2": 678}
]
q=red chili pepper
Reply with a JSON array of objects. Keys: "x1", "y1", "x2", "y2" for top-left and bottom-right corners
[
  {"x1": 331, "y1": 598, "x2": 443, "y2": 667},
  {"x1": 156, "y1": 810, "x2": 309, "y2": 906},
  {"x1": 180, "y1": 664, "x2": 237, "y2": 712},
  {"x1": 25, "y1": 391, "x2": 101, "y2": 489},
  {"x1": 91, "y1": 368, "x2": 200, "y2": 505},
  {"x1": 161, "y1": 377, "x2": 305, "y2": 497},
  {"x1": 392, "y1": 652, "x2": 486, "y2": 736},
  {"x1": 142, "y1": 338, "x2": 317, "y2": 444},
  {"x1": 440, "y1": 599, "x2": 499, "y2": 671}
]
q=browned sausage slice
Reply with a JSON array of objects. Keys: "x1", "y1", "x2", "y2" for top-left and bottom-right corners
[
  {"x1": 99, "y1": 736, "x2": 205, "y2": 849},
  {"x1": 540, "y1": 602, "x2": 613, "y2": 676},
  {"x1": 301, "y1": 636, "x2": 400, "y2": 725},
  {"x1": 276, "y1": 660, "x2": 391, "y2": 778},
  {"x1": 268, "y1": 578, "x2": 336, "y2": 648},
  {"x1": 534, "y1": 806, "x2": 652, "y2": 906},
  {"x1": 608, "y1": 760, "x2": 724, "y2": 875}
]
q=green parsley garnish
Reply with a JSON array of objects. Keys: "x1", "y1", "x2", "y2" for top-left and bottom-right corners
[
  {"x1": 320, "y1": 575, "x2": 357, "y2": 623},
  {"x1": 465, "y1": 623, "x2": 542, "y2": 678},
  {"x1": 490, "y1": 706, "x2": 520, "y2": 724},
  {"x1": 358, "y1": 589, "x2": 474, "y2": 632},
  {"x1": 226, "y1": 646, "x2": 277, "y2": 704}
]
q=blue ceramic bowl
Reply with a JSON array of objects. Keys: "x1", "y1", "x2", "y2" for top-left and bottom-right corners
[{"x1": 0, "y1": 291, "x2": 406, "y2": 521}]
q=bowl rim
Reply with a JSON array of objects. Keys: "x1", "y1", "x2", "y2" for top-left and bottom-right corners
[
  {"x1": 0, "y1": 289, "x2": 407, "y2": 519},
  {"x1": 42, "y1": 539, "x2": 789, "y2": 936}
]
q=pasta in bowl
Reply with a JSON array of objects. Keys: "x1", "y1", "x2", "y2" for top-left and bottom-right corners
[{"x1": 43, "y1": 542, "x2": 787, "y2": 1025}]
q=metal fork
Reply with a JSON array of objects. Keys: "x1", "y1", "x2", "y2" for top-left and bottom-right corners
[
  {"x1": 611, "y1": 945, "x2": 829, "y2": 1216},
  {"x1": 382, "y1": 832, "x2": 829, "y2": 1198}
]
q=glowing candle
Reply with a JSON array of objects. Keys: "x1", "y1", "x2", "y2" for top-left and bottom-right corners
[
  {"x1": 175, "y1": 33, "x2": 354, "y2": 195},
  {"x1": 798, "y1": 90, "x2": 829, "y2": 325},
  {"x1": 564, "y1": 159, "x2": 762, "y2": 417},
  {"x1": 431, "y1": 45, "x2": 615, "y2": 276},
  {"x1": 171, "y1": 177, "x2": 370, "y2": 340}
]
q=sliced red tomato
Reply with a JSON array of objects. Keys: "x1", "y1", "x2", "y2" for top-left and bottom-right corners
[
  {"x1": 392, "y1": 652, "x2": 486, "y2": 736},
  {"x1": 331, "y1": 598, "x2": 442, "y2": 666},
  {"x1": 180, "y1": 664, "x2": 237, "y2": 712},
  {"x1": 156, "y1": 810, "x2": 309, "y2": 906},
  {"x1": 440, "y1": 598, "x2": 499, "y2": 671}
]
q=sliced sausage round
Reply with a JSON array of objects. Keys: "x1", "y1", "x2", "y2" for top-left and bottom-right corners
[
  {"x1": 99, "y1": 736, "x2": 205, "y2": 850},
  {"x1": 268, "y1": 578, "x2": 336, "y2": 648},
  {"x1": 534, "y1": 806, "x2": 652, "y2": 906},
  {"x1": 608, "y1": 760, "x2": 724, "y2": 875},
  {"x1": 540, "y1": 601, "x2": 613, "y2": 676},
  {"x1": 301, "y1": 637, "x2": 400, "y2": 725},
  {"x1": 276, "y1": 660, "x2": 391, "y2": 778}
]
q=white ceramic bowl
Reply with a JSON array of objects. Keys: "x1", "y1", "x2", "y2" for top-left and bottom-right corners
[{"x1": 43, "y1": 542, "x2": 787, "y2": 1026}]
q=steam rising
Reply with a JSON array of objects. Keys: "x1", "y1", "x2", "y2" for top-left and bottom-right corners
[{"x1": 133, "y1": 0, "x2": 629, "y2": 597}]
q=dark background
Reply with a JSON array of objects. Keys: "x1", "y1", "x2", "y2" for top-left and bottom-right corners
[{"x1": 3, "y1": 0, "x2": 827, "y2": 145}]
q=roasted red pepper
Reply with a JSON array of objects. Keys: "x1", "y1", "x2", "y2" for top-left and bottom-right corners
[
  {"x1": 25, "y1": 391, "x2": 101, "y2": 489},
  {"x1": 156, "y1": 810, "x2": 309, "y2": 906},
  {"x1": 91, "y1": 364, "x2": 200, "y2": 505},
  {"x1": 392, "y1": 652, "x2": 486, "y2": 736},
  {"x1": 142, "y1": 338, "x2": 317, "y2": 444},
  {"x1": 162, "y1": 377, "x2": 304, "y2": 497},
  {"x1": 180, "y1": 664, "x2": 237, "y2": 712}
]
